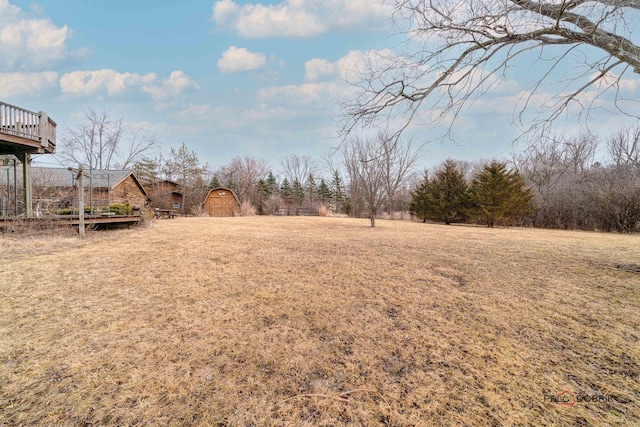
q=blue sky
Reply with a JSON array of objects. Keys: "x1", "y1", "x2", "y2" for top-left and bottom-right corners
[{"x1": 2, "y1": 0, "x2": 639, "y2": 174}]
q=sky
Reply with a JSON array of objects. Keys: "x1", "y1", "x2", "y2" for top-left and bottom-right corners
[{"x1": 1, "y1": 0, "x2": 639, "y2": 175}]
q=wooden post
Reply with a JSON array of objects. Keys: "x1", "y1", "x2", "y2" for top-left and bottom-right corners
[
  {"x1": 78, "y1": 166, "x2": 85, "y2": 236},
  {"x1": 39, "y1": 111, "x2": 48, "y2": 148},
  {"x1": 19, "y1": 152, "x2": 32, "y2": 218},
  {"x1": 69, "y1": 165, "x2": 90, "y2": 236}
]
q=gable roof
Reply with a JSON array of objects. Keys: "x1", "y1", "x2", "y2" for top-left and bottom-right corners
[{"x1": 31, "y1": 167, "x2": 148, "y2": 196}]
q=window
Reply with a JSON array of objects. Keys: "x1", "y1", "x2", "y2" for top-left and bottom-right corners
[{"x1": 173, "y1": 202, "x2": 180, "y2": 209}]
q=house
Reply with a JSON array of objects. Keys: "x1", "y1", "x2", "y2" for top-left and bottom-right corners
[
  {"x1": 30, "y1": 167, "x2": 148, "y2": 211},
  {"x1": 147, "y1": 180, "x2": 184, "y2": 212},
  {"x1": 202, "y1": 187, "x2": 240, "y2": 217}
]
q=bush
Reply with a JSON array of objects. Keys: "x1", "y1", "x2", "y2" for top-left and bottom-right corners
[
  {"x1": 238, "y1": 201, "x2": 257, "y2": 216},
  {"x1": 262, "y1": 195, "x2": 284, "y2": 215},
  {"x1": 57, "y1": 207, "x2": 92, "y2": 215},
  {"x1": 106, "y1": 204, "x2": 133, "y2": 215}
]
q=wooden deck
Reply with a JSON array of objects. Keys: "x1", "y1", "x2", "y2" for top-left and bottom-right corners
[
  {"x1": 0, "y1": 215, "x2": 142, "y2": 231},
  {"x1": 0, "y1": 102, "x2": 56, "y2": 155}
]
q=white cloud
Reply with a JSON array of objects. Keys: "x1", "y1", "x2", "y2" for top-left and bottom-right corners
[
  {"x1": 59, "y1": 69, "x2": 198, "y2": 101},
  {"x1": 0, "y1": 0, "x2": 80, "y2": 69},
  {"x1": 142, "y1": 70, "x2": 200, "y2": 101},
  {"x1": 60, "y1": 69, "x2": 156, "y2": 96},
  {"x1": 176, "y1": 104, "x2": 218, "y2": 119},
  {"x1": 257, "y1": 82, "x2": 347, "y2": 107},
  {"x1": 211, "y1": 0, "x2": 391, "y2": 38},
  {"x1": 305, "y1": 49, "x2": 394, "y2": 82},
  {"x1": 217, "y1": 46, "x2": 267, "y2": 73},
  {"x1": 0, "y1": 71, "x2": 58, "y2": 96},
  {"x1": 305, "y1": 58, "x2": 338, "y2": 81}
]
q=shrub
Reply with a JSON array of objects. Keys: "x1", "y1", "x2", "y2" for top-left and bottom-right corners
[
  {"x1": 107, "y1": 204, "x2": 133, "y2": 215},
  {"x1": 57, "y1": 207, "x2": 92, "y2": 215},
  {"x1": 238, "y1": 201, "x2": 257, "y2": 216}
]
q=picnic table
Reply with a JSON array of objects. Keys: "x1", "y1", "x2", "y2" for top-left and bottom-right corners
[{"x1": 154, "y1": 208, "x2": 176, "y2": 219}]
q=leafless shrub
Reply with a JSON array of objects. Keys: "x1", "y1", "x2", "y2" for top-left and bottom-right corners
[
  {"x1": 607, "y1": 124, "x2": 640, "y2": 169},
  {"x1": 318, "y1": 205, "x2": 328, "y2": 217},
  {"x1": 190, "y1": 204, "x2": 206, "y2": 217},
  {"x1": 262, "y1": 195, "x2": 284, "y2": 216},
  {"x1": 0, "y1": 218, "x2": 78, "y2": 237},
  {"x1": 238, "y1": 201, "x2": 257, "y2": 216}
]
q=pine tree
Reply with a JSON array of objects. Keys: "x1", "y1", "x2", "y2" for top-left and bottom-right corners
[
  {"x1": 209, "y1": 175, "x2": 221, "y2": 189},
  {"x1": 255, "y1": 178, "x2": 270, "y2": 214},
  {"x1": 266, "y1": 171, "x2": 278, "y2": 195},
  {"x1": 409, "y1": 170, "x2": 431, "y2": 222},
  {"x1": 280, "y1": 177, "x2": 292, "y2": 206},
  {"x1": 132, "y1": 156, "x2": 161, "y2": 186},
  {"x1": 291, "y1": 179, "x2": 305, "y2": 206},
  {"x1": 305, "y1": 172, "x2": 317, "y2": 205},
  {"x1": 428, "y1": 159, "x2": 469, "y2": 224},
  {"x1": 163, "y1": 142, "x2": 206, "y2": 215},
  {"x1": 469, "y1": 161, "x2": 534, "y2": 227},
  {"x1": 317, "y1": 178, "x2": 332, "y2": 205},
  {"x1": 330, "y1": 169, "x2": 346, "y2": 212}
]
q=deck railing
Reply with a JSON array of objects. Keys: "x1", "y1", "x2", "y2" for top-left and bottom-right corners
[{"x1": 0, "y1": 101, "x2": 56, "y2": 152}]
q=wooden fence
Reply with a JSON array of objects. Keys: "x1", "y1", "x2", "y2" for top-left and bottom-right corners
[{"x1": 273, "y1": 207, "x2": 320, "y2": 216}]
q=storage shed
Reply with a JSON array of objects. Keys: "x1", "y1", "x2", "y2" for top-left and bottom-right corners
[{"x1": 202, "y1": 187, "x2": 240, "y2": 217}]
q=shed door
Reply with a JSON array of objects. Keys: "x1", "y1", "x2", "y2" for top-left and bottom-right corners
[{"x1": 208, "y1": 192, "x2": 235, "y2": 216}]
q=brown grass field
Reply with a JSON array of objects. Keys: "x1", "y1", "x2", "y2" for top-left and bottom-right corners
[{"x1": 1, "y1": 216, "x2": 639, "y2": 426}]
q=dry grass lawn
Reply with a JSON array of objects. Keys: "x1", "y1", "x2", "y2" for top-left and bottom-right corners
[{"x1": 1, "y1": 217, "x2": 639, "y2": 426}]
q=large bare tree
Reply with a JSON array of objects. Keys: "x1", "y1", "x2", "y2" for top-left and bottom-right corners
[
  {"x1": 163, "y1": 142, "x2": 209, "y2": 215},
  {"x1": 607, "y1": 123, "x2": 640, "y2": 168},
  {"x1": 342, "y1": 0, "x2": 640, "y2": 139},
  {"x1": 279, "y1": 154, "x2": 319, "y2": 188},
  {"x1": 342, "y1": 134, "x2": 389, "y2": 227},
  {"x1": 379, "y1": 132, "x2": 422, "y2": 213},
  {"x1": 214, "y1": 155, "x2": 269, "y2": 205},
  {"x1": 61, "y1": 109, "x2": 157, "y2": 170}
]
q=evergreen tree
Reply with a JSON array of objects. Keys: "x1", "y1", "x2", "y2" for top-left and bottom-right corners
[
  {"x1": 133, "y1": 156, "x2": 161, "y2": 186},
  {"x1": 266, "y1": 171, "x2": 279, "y2": 195},
  {"x1": 428, "y1": 160, "x2": 469, "y2": 224},
  {"x1": 280, "y1": 177, "x2": 292, "y2": 205},
  {"x1": 305, "y1": 172, "x2": 318, "y2": 205},
  {"x1": 409, "y1": 170, "x2": 431, "y2": 223},
  {"x1": 163, "y1": 142, "x2": 207, "y2": 215},
  {"x1": 469, "y1": 161, "x2": 534, "y2": 227},
  {"x1": 330, "y1": 169, "x2": 346, "y2": 212},
  {"x1": 291, "y1": 178, "x2": 305, "y2": 206},
  {"x1": 317, "y1": 178, "x2": 332, "y2": 205},
  {"x1": 209, "y1": 175, "x2": 221, "y2": 189},
  {"x1": 255, "y1": 178, "x2": 271, "y2": 214}
]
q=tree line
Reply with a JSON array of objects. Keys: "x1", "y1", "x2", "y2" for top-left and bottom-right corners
[
  {"x1": 409, "y1": 160, "x2": 533, "y2": 228},
  {"x1": 409, "y1": 126, "x2": 640, "y2": 232},
  {"x1": 56, "y1": 109, "x2": 639, "y2": 232}
]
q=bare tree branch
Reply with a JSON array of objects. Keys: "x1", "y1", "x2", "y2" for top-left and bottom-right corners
[
  {"x1": 342, "y1": 0, "x2": 640, "y2": 140},
  {"x1": 61, "y1": 109, "x2": 157, "y2": 171}
]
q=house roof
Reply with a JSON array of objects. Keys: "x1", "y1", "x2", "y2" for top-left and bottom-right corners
[{"x1": 31, "y1": 167, "x2": 148, "y2": 196}]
